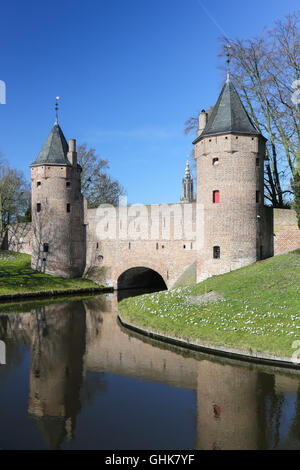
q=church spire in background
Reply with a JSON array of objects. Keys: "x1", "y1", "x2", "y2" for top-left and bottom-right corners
[
  {"x1": 181, "y1": 159, "x2": 194, "y2": 203},
  {"x1": 184, "y1": 160, "x2": 191, "y2": 179}
]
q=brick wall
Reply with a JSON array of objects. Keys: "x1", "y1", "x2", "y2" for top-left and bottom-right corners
[
  {"x1": 30, "y1": 164, "x2": 86, "y2": 277},
  {"x1": 274, "y1": 208, "x2": 300, "y2": 255},
  {"x1": 194, "y1": 133, "x2": 266, "y2": 281},
  {"x1": 2, "y1": 223, "x2": 32, "y2": 254},
  {"x1": 85, "y1": 203, "x2": 198, "y2": 288}
]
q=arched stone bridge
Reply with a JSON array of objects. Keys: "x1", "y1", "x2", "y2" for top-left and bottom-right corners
[{"x1": 85, "y1": 205, "x2": 198, "y2": 290}]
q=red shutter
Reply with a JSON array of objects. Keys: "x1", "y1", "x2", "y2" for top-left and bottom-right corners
[{"x1": 213, "y1": 190, "x2": 220, "y2": 203}]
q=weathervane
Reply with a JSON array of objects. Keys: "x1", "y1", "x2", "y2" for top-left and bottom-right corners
[
  {"x1": 225, "y1": 45, "x2": 232, "y2": 82},
  {"x1": 55, "y1": 96, "x2": 60, "y2": 124}
]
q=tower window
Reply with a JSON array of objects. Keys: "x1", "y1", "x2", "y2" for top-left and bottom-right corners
[
  {"x1": 66, "y1": 181, "x2": 71, "y2": 188},
  {"x1": 129, "y1": 242, "x2": 131, "y2": 250},
  {"x1": 43, "y1": 243, "x2": 49, "y2": 253},
  {"x1": 67, "y1": 203, "x2": 71, "y2": 213},
  {"x1": 212, "y1": 158, "x2": 219, "y2": 166},
  {"x1": 156, "y1": 243, "x2": 159, "y2": 250},
  {"x1": 213, "y1": 190, "x2": 220, "y2": 203},
  {"x1": 36, "y1": 203, "x2": 41, "y2": 213},
  {"x1": 256, "y1": 191, "x2": 260, "y2": 203},
  {"x1": 37, "y1": 181, "x2": 41, "y2": 187},
  {"x1": 213, "y1": 246, "x2": 220, "y2": 259},
  {"x1": 256, "y1": 158, "x2": 260, "y2": 167}
]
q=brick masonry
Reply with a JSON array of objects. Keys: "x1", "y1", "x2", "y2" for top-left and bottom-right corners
[
  {"x1": 274, "y1": 209, "x2": 300, "y2": 255},
  {"x1": 6, "y1": 202, "x2": 299, "y2": 289},
  {"x1": 3, "y1": 114, "x2": 300, "y2": 286},
  {"x1": 30, "y1": 158, "x2": 86, "y2": 278}
]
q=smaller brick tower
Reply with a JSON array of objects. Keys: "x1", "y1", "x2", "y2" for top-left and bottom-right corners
[
  {"x1": 30, "y1": 119, "x2": 86, "y2": 278},
  {"x1": 193, "y1": 76, "x2": 266, "y2": 281},
  {"x1": 181, "y1": 160, "x2": 194, "y2": 203}
]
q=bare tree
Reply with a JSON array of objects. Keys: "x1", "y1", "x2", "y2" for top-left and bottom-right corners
[
  {"x1": 77, "y1": 144, "x2": 125, "y2": 208},
  {"x1": 219, "y1": 12, "x2": 300, "y2": 207},
  {"x1": 184, "y1": 13, "x2": 299, "y2": 209},
  {"x1": 0, "y1": 159, "x2": 30, "y2": 239}
]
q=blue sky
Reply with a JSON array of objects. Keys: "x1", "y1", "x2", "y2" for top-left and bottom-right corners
[{"x1": 0, "y1": 0, "x2": 299, "y2": 204}]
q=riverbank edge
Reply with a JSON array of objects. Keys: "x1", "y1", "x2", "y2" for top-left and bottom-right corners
[
  {"x1": 118, "y1": 313, "x2": 300, "y2": 370},
  {"x1": 0, "y1": 286, "x2": 114, "y2": 303}
]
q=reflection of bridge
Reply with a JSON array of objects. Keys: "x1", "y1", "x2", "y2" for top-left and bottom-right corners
[{"x1": 1, "y1": 295, "x2": 300, "y2": 450}]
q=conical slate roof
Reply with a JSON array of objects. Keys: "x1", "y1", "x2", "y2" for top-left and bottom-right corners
[
  {"x1": 31, "y1": 123, "x2": 71, "y2": 166},
  {"x1": 200, "y1": 78, "x2": 260, "y2": 138}
]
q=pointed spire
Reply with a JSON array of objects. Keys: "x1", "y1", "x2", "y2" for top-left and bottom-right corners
[
  {"x1": 184, "y1": 160, "x2": 191, "y2": 180},
  {"x1": 181, "y1": 159, "x2": 194, "y2": 203},
  {"x1": 31, "y1": 123, "x2": 71, "y2": 167},
  {"x1": 199, "y1": 80, "x2": 260, "y2": 138}
]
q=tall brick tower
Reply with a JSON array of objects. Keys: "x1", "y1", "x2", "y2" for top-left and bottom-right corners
[
  {"x1": 193, "y1": 76, "x2": 266, "y2": 281},
  {"x1": 30, "y1": 120, "x2": 86, "y2": 278}
]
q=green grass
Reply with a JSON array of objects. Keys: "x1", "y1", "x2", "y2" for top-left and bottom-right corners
[
  {"x1": 119, "y1": 250, "x2": 300, "y2": 358},
  {"x1": 0, "y1": 251, "x2": 99, "y2": 297}
]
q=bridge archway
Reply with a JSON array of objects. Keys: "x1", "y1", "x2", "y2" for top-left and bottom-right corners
[{"x1": 117, "y1": 267, "x2": 167, "y2": 291}]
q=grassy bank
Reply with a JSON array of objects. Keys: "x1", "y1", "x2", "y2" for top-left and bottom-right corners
[
  {"x1": 119, "y1": 250, "x2": 300, "y2": 358},
  {"x1": 0, "y1": 251, "x2": 100, "y2": 298}
]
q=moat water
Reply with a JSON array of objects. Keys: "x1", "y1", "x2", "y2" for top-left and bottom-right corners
[{"x1": 0, "y1": 289, "x2": 300, "y2": 450}]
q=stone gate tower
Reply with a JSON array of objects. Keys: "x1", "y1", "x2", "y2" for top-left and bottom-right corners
[
  {"x1": 30, "y1": 121, "x2": 86, "y2": 277},
  {"x1": 193, "y1": 76, "x2": 266, "y2": 281}
]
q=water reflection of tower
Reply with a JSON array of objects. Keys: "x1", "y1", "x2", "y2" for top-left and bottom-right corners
[
  {"x1": 28, "y1": 302, "x2": 86, "y2": 450},
  {"x1": 196, "y1": 360, "x2": 259, "y2": 450}
]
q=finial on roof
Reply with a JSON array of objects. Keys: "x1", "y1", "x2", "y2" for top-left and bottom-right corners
[
  {"x1": 225, "y1": 45, "x2": 232, "y2": 83},
  {"x1": 55, "y1": 96, "x2": 60, "y2": 124}
]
